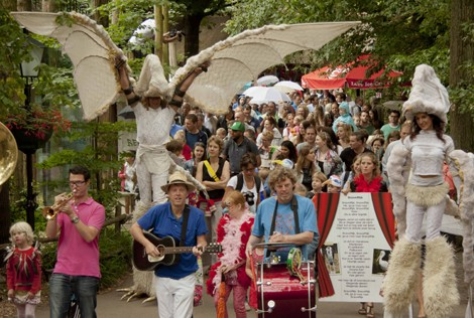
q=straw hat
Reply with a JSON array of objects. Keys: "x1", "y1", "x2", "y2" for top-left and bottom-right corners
[{"x1": 161, "y1": 171, "x2": 195, "y2": 193}]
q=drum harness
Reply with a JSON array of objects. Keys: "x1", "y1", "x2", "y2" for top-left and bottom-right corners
[{"x1": 268, "y1": 196, "x2": 306, "y2": 283}]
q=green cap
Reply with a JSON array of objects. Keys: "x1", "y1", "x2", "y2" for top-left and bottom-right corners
[{"x1": 230, "y1": 121, "x2": 245, "y2": 132}]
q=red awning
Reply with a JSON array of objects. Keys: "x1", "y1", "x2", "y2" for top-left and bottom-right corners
[
  {"x1": 301, "y1": 66, "x2": 348, "y2": 90},
  {"x1": 345, "y1": 66, "x2": 402, "y2": 89},
  {"x1": 302, "y1": 55, "x2": 403, "y2": 90}
]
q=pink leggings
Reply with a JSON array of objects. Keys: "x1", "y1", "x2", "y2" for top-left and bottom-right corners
[
  {"x1": 16, "y1": 304, "x2": 36, "y2": 318},
  {"x1": 213, "y1": 283, "x2": 247, "y2": 318}
]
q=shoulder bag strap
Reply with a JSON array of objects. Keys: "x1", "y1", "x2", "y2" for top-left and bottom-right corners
[{"x1": 203, "y1": 160, "x2": 220, "y2": 182}]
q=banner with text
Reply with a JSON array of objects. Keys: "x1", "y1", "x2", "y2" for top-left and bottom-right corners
[{"x1": 318, "y1": 193, "x2": 395, "y2": 303}]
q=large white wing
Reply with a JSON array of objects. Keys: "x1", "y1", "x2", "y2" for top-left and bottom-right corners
[
  {"x1": 171, "y1": 22, "x2": 360, "y2": 114},
  {"x1": 11, "y1": 12, "x2": 126, "y2": 121},
  {"x1": 448, "y1": 150, "x2": 474, "y2": 284}
]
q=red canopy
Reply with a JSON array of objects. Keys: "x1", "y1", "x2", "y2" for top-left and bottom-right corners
[
  {"x1": 345, "y1": 66, "x2": 402, "y2": 89},
  {"x1": 301, "y1": 66, "x2": 348, "y2": 90},
  {"x1": 302, "y1": 56, "x2": 403, "y2": 90}
]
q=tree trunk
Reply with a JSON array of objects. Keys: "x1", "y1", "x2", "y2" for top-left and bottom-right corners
[
  {"x1": 17, "y1": 0, "x2": 31, "y2": 11},
  {"x1": 449, "y1": 0, "x2": 474, "y2": 150},
  {"x1": 0, "y1": 181, "x2": 11, "y2": 244},
  {"x1": 4, "y1": 0, "x2": 16, "y2": 10},
  {"x1": 92, "y1": 0, "x2": 109, "y2": 27},
  {"x1": 183, "y1": 14, "x2": 204, "y2": 58},
  {"x1": 42, "y1": 0, "x2": 56, "y2": 12}
]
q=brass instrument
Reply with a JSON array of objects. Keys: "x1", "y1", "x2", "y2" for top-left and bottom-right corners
[
  {"x1": 0, "y1": 122, "x2": 18, "y2": 192},
  {"x1": 42, "y1": 192, "x2": 74, "y2": 220}
]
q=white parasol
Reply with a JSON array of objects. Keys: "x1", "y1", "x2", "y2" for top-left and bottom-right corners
[
  {"x1": 274, "y1": 80, "x2": 304, "y2": 93},
  {"x1": 248, "y1": 87, "x2": 291, "y2": 104},
  {"x1": 256, "y1": 75, "x2": 279, "y2": 86}
]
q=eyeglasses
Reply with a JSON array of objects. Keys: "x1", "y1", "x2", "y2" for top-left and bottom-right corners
[{"x1": 69, "y1": 181, "x2": 86, "y2": 186}]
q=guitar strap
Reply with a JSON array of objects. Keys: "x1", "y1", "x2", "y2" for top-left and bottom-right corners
[
  {"x1": 267, "y1": 196, "x2": 299, "y2": 257},
  {"x1": 180, "y1": 205, "x2": 190, "y2": 246}
]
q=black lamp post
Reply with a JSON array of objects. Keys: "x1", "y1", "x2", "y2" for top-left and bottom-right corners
[{"x1": 19, "y1": 36, "x2": 45, "y2": 231}]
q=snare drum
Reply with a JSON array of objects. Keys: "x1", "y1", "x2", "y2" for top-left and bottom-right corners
[{"x1": 256, "y1": 262, "x2": 316, "y2": 318}]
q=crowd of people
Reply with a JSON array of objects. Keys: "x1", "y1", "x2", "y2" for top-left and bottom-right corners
[{"x1": 4, "y1": 60, "x2": 460, "y2": 319}]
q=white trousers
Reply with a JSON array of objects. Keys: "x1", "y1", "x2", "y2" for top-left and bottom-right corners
[
  {"x1": 405, "y1": 199, "x2": 446, "y2": 243},
  {"x1": 155, "y1": 274, "x2": 195, "y2": 318},
  {"x1": 135, "y1": 147, "x2": 170, "y2": 205}
]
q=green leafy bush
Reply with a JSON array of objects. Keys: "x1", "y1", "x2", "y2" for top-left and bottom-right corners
[{"x1": 40, "y1": 227, "x2": 132, "y2": 289}]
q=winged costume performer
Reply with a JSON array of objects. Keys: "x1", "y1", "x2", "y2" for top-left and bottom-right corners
[
  {"x1": 382, "y1": 64, "x2": 464, "y2": 317},
  {"x1": 11, "y1": 11, "x2": 359, "y2": 301}
]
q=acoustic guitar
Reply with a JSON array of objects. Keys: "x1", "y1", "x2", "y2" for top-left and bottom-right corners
[{"x1": 133, "y1": 232, "x2": 222, "y2": 271}]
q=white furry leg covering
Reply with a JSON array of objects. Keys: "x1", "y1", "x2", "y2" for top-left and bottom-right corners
[
  {"x1": 382, "y1": 238, "x2": 421, "y2": 316},
  {"x1": 423, "y1": 237, "x2": 460, "y2": 318},
  {"x1": 131, "y1": 202, "x2": 155, "y2": 297}
]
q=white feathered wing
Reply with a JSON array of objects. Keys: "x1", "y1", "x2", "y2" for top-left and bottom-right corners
[
  {"x1": 11, "y1": 11, "x2": 360, "y2": 118},
  {"x1": 12, "y1": 12, "x2": 126, "y2": 121}
]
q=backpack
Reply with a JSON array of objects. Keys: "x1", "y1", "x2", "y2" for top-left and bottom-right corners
[{"x1": 235, "y1": 173, "x2": 262, "y2": 192}]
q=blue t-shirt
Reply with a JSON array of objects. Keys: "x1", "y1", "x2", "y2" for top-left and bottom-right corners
[
  {"x1": 137, "y1": 202, "x2": 207, "y2": 279},
  {"x1": 185, "y1": 129, "x2": 208, "y2": 149},
  {"x1": 252, "y1": 195, "x2": 318, "y2": 260}
]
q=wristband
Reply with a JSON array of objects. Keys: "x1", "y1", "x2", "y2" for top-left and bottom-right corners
[
  {"x1": 127, "y1": 95, "x2": 141, "y2": 105},
  {"x1": 174, "y1": 88, "x2": 186, "y2": 98},
  {"x1": 123, "y1": 86, "x2": 134, "y2": 95},
  {"x1": 169, "y1": 99, "x2": 182, "y2": 107}
]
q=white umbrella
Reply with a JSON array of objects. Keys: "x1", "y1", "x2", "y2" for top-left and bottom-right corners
[
  {"x1": 242, "y1": 86, "x2": 264, "y2": 97},
  {"x1": 274, "y1": 80, "x2": 304, "y2": 93},
  {"x1": 248, "y1": 87, "x2": 291, "y2": 104},
  {"x1": 257, "y1": 75, "x2": 279, "y2": 86}
]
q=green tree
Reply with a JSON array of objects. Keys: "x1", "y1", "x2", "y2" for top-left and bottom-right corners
[
  {"x1": 226, "y1": 0, "x2": 474, "y2": 149},
  {"x1": 449, "y1": 1, "x2": 474, "y2": 151},
  {"x1": 0, "y1": 2, "x2": 30, "y2": 243}
]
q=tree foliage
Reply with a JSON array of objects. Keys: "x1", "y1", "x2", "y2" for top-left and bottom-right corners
[
  {"x1": 0, "y1": 3, "x2": 31, "y2": 118},
  {"x1": 225, "y1": 0, "x2": 474, "y2": 148}
]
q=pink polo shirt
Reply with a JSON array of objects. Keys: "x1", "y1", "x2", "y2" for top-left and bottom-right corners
[{"x1": 53, "y1": 198, "x2": 105, "y2": 278}]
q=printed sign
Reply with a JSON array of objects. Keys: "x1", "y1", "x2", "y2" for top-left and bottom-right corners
[{"x1": 315, "y1": 193, "x2": 395, "y2": 302}]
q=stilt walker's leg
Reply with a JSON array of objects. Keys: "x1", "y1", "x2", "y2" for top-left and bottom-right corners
[
  {"x1": 382, "y1": 238, "x2": 421, "y2": 316},
  {"x1": 423, "y1": 236, "x2": 460, "y2": 317}
]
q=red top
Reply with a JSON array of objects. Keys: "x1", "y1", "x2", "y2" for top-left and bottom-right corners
[
  {"x1": 182, "y1": 144, "x2": 192, "y2": 160},
  {"x1": 6, "y1": 246, "x2": 42, "y2": 294},
  {"x1": 206, "y1": 213, "x2": 254, "y2": 295}
]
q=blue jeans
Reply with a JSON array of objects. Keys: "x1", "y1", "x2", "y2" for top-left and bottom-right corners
[{"x1": 49, "y1": 273, "x2": 99, "y2": 318}]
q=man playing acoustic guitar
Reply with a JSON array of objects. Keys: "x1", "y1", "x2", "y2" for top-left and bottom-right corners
[{"x1": 130, "y1": 171, "x2": 207, "y2": 318}]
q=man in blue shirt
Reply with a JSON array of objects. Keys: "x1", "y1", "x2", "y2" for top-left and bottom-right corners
[
  {"x1": 246, "y1": 166, "x2": 318, "y2": 261},
  {"x1": 130, "y1": 171, "x2": 207, "y2": 317}
]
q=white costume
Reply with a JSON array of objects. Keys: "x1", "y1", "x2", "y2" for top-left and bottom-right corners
[
  {"x1": 134, "y1": 103, "x2": 175, "y2": 205},
  {"x1": 382, "y1": 64, "x2": 460, "y2": 317}
]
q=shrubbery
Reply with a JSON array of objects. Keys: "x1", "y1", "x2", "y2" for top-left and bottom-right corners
[{"x1": 40, "y1": 227, "x2": 132, "y2": 289}]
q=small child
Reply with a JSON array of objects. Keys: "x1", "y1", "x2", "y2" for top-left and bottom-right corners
[
  {"x1": 324, "y1": 175, "x2": 343, "y2": 193},
  {"x1": 216, "y1": 127, "x2": 227, "y2": 141},
  {"x1": 342, "y1": 155, "x2": 362, "y2": 195},
  {"x1": 294, "y1": 183, "x2": 308, "y2": 197},
  {"x1": 307, "y1": 172, "x2": 327, "y2": 199},
  {"x1": 6, "y1": 222, "x2": 41, "y2": 318}
]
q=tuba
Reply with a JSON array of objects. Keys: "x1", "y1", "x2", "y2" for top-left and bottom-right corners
[{"x1": 0, "y1": 122, "x2": 18, "y2": 191}]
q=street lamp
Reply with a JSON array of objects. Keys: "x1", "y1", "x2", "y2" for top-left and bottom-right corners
[{"x1": 19, "y1": 35, "x2": 45, "y2": 231}]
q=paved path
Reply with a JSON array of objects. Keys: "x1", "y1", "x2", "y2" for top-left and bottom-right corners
[{"x1": 34, "y1": 274, "x2": 468, "y2": 318}]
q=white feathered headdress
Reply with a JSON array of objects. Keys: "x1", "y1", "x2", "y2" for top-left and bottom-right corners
[{"x1": 402, "y1": 64, "x2": 450, "y2": 123}]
